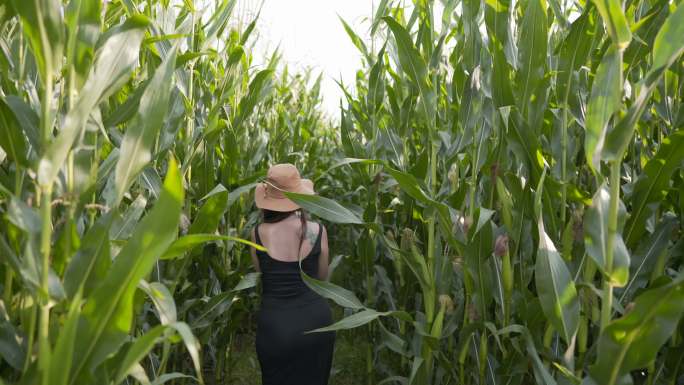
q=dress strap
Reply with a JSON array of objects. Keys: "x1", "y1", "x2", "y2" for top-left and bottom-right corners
[
  {"x1": 254, "y1": 223, "x2": 263, "y2": 246},
  {"x1": 313, "y1": 223, "x2": 323, "y2": 251}
]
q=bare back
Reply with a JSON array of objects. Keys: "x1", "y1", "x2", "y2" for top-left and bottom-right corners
[{"x1": 250, "y1": 213, "x2": 330, "y2": 280}]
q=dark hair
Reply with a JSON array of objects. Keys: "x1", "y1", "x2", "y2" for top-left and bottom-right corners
[
  {"x1": 261, "y1": 208, "x2": 308, "y2": 259},
  {"x1": 262, "y1": 209, "x2": 296, "y2": 223}
]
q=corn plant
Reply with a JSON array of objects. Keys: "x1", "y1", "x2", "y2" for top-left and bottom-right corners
[
  {"x1": 0, "y1": 0, "x2": 316, "y2": 383},
  {"x1": 294, "y1": 1, "x2": 684, "y2": 384}
]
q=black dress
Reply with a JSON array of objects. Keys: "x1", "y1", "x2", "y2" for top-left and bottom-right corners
[{"x1": 254, "y1": 223, "x2": 335, "y2": 385}]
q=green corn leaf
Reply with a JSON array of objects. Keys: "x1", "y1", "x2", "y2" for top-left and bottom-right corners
[
  {"x1": 533, "y1": 168, "x2": 547, "y2": 219},
  {"x1": 109, "y1": 194, "x2": 147, "y2": 240},
  {"x1": 385, "y1": 167, "x2": 433, "y2": 204},
  {"x1": 534, "y1": 169, "x2": 579, "y2": 343},
  {"x1": 408, "y1": 244, "x2": 434, "y2": 298},
  {"x1": 488, "y1": 44, "x2": 515, "y2": 108},
  {"x1": 385, "y1": 231, "x2": 436, "y2": 302},
  {"x1": 556, "y1": 5, "x2": 600, "y2": 113},
  {"x1": 192, "y1": 273, "x2": 260, "y2": 328},
  {"x1": 339, "y1": 108, "x2": 361, "y2": 157},
  {"x1": 603, "y1": 2, "x2": 684, "y2": 160},
  {"x1": 4, "y1": 96, "x2": 40, "y2": 151},
  {"x1": 383, "y1": 16, "x2": 435, "y2": 123},
  {"x1": 138, "y1": 281, "x2": 176, "y2": 325},
  {"x1": 0, "y1": 97, "x2": 29, "y2": 167},
  {"x1": 127, "y1": 362, "x2": 151, "y2": 385},
  {"x1": 471, "y1": 207, "x2": 495, "y2": 238},
  {"x1": 465, "y1": 212, "x2": 494, "y2": 318},
  {"x1": 589, "y1": 274, "x2": 684, "y2": 385},
  {"x1": 139, "y1": 167, "x2": 163, "y2": 199},
  {"x1": 113, "y1": 324, "x2": 167, "y2": 384},
  {"x1": 63, "y1": 212, "x2": 114, "y2": 299},
  {"x1": 9, "y1": 0, "x2": 64, "y2": 78},
  {"x1": 591, "y1": 0, "x2": 632, "y2": 49},
  {"x1": 176, "y1": 51, "x2": 214, "y2": 69},
  {"x1": 53, "y1": 217, "x2": 79, "y2": 276},
  {"x1": 70, "y1": 155, "x2": 183, "y2": 381},
  {"x1": 585, "y1": 46, "x2": 621, "y2": 172},
  {"x1": 113, "y1": 47, "x2": 177, "y2": 206},
  {"x1": 339, "y1": 16, "x2": 370, "y2": 60},
  {"x1": 622, "y1": 0, "x2": 670, "y2": 68},
  {"x1": 497, "y1": 325, "x2": 558, "y2": 385},
  {"x1": 232, "y1": 272, "x2": 261, "y2": 291},
  {"x1": 232, "y1": 69, "x2": 274, "y2": 129},
  {"x1": 300, "y1": 271, "x2": 365, "y2": 309},
  {"x1": 0, "y1": 233, "x2": 39, "y2": 292},
  {"x1": 202, "y1": 0, "x2": 237, "y2": 49},
  {"x1": 38, "y1": 16, "x2": 149, "y2": 186},
  {"x1": 167, "y1": 322, "x2": 203, "y2": 384},
  {"x1": 461, "y1": 0, "x2": 484, "y2": 69},
  {"x1": 620, "y1": 214, "x2": 678, "y2": 302},
  {"x1": 306, "y1": 309, "x2": 384, "y2": 333},
  {"x1": 371, "y1": 0, "x2": 391, "y2": 34},
  {"x1": 320, "y1": 158, "x2": 382, "y2": 178},
  {"x1": 7, "y1": 195, "x2": 41, "y2": 234},
  {"x1": 151, "y1": 373, "x2": 196, "y2": 385},
  {"x1": 2, "y1": 0, "x2": 683, "y2": 382},
  {"x1": 102, "y1": 79, "x2": 147, "y2": 128},
  {"x1": 145, "y1": 34, "x2": 193, "y2": 47},
  {"x1": 306, "y1": 309, "x2": 409, "y2": 333},
  {"x1": 0, "y1": 318, "x2": 26, "y2": 370},
  {"x1": 367, "y1": 45, "x2": 386, "y2": 113},
  {"x1": 227, "y1": 183, "x2": 257, "y2": 206},
  {"x1": 440, "y1": 0, "x2": 458, "y2": 34},
  {"x1": 507, "y1": 109, "x2": 545, "y2": 178},
  {"x1": 239, "y1": 16, "x2": 258, "y2": 46},
  {"x1": 623, "y1": 130, "x2": 684, "y2": 247},
  {"x1": 192, "y1": 292, "x2": 235, "y2": 329},
  {"x1": 48, "y1": 294, "x2": 82, "y2": 385},
  {"x1": 378, "y1": 322, "x2": 409, "y2": 356},
  {"x1": 516, "y1": 0, "x2": 548, "y2": 115},
  {"x1": 483, "y1": 0, "x2": 515, "y2": 66},
  {"x1": 162, "y1": 234, "x2": 264, "y2": 260},
  {"x1": 650, "y1": 1, "x2": 684, "y2": 72},
  {"x1": 584, "y1": 185, "x2": 630, "y2": 286},
  {"x1": 226, "y1": 45, "x2": 245, "y2": 69},
  {"x1": 188, "y1": 188, "x2": 229, "y2": 234},
  {"x1": 65, "y1": 0, "x2": 101, "y2": 82},
  {"x1": 408, "y1": 357, "x2": 426, "y2": 385},
  {"x1": 495, "y1": 178, "x2": 514, "y2": 232},
  {"x1": 284, "y1": 192, "x2": 363, "y2": 224},
  {"x1": 536, "y1": 218, "x2": 580, "y2": 343}
]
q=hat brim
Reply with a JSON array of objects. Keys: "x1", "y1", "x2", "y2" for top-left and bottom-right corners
[{"x1": 254, "y1": 179, "x2": 315, "y2": 212}]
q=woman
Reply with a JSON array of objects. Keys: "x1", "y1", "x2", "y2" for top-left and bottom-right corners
[{"x1": 250, "y1": 163, "x2": 336, "y2": 385}]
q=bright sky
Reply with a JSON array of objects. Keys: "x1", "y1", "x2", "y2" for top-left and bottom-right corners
[{"x1": 236, "y1": 0, "x2": 374, "y2": 117}]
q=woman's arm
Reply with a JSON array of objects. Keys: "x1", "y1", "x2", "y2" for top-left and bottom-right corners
[
  {"x1": 250, "y1": 228, "x2": 261, "y2": 272},
  {"x1": 318, "y1": 224, "x2": 329, "y2": 280}
]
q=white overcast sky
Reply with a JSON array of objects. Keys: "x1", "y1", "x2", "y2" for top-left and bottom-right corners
[{"x1": 235, "y1": 0, "x2": 374, "y2": 117}]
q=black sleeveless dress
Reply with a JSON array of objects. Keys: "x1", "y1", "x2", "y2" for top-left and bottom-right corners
[{"x1": 254, "y1": 223, "x2": 335, "y2": 385}]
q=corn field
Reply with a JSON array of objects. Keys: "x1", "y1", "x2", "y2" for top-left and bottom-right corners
[{"x1": 0, "y1": 0, "x2": 683, "y2": 384}]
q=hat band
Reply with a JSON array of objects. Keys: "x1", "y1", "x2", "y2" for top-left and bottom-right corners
[{"x1": 263, "y1": 178, "x2": 295, "y2": 200}]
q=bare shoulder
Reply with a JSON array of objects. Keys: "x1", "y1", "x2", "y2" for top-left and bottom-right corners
[
  {"x1": 319, "y1": 224, "x2": 329, "y2": 254},
  {"x1": 317, "y1": 223, "x2": 328, "y2": 243}
]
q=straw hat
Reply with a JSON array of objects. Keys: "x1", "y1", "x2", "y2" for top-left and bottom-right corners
[{"x1": 255, "y1": 163, "x2": 315, "y2": 212}]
